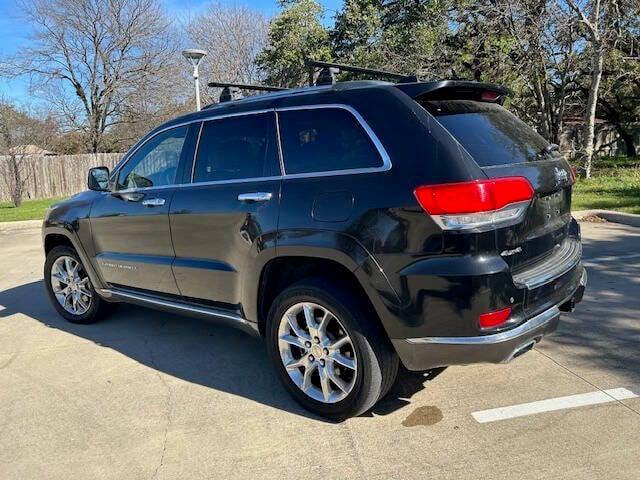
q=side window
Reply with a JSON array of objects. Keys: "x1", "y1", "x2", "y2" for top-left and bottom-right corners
[
  {"x1": 193, "y1": 112, "x2": 280, "y2": 183},
  {"x1": 278, "y1": 107, "x2": 383, "y2": 175},
  {"x1": 117, "y1": 126, "x2": 188, "y2": 190}
]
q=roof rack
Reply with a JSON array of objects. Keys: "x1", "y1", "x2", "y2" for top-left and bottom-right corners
[
  {"x1": 305, "y1": 60, "x2": 418, "y2": 86},
  {"x1": 207, "y1": 81, "x2": 286, "y2": 103}
]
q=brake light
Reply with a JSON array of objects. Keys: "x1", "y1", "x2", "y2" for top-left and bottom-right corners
[
  {"x1": 481, "y1": 90, "x2": 500, "y2": 101},
  {"x1": 479, "y1": 307, "x2": 512, "y2": 329},
  {"x1": 414, "y1": 177, "x2": 534, "y2": 231}
]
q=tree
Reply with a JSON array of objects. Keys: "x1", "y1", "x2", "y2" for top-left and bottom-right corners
[
  {"x1": 185, "y1": 2, "x2": 268, "y2": 103},
  {"x1": 562, "y1": 0, "x2": 638, "y2": 177},
  {"x1": 0, "y1": 102, "x2": 57, "y2": 206},
  {"x1": 256, "y1": 0, "x2": 332, "y2": 87},
  {"x1": 3, "y1": 0, "x2": 177, "y2": 153}
]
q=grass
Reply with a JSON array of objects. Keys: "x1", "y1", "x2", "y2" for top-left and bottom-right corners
[
  {"x1": 0, "y1": 197, "x2": 66, "y2": 222},
  {"x1": 572, "y1": 160, "x2": 640, "y2": 214}
]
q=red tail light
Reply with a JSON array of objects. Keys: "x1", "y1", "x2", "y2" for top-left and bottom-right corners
[
  {"x1": 479, "y1": 307, "x2": 512, "y2": 329},
  {"x1": 481, "y1": 90, "x2": 500, "y2": 101},
  {"x1": 414, "y1": 177, "x2": 534, "y2": 231}
]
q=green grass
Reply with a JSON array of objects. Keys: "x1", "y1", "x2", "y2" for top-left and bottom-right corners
[
  {"x1": 572, "y1": 168, "x2": 640, "y2": 214},
  {"x1": 0, "y1": 197, "x2": 66, "y2": 222}
]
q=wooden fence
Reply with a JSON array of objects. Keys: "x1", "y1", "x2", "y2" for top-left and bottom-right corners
[{"x1": 0, "y1": 153, "x2": 123, "y2": 202}]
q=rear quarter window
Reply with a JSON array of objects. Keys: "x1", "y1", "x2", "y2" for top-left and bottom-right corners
[
  {"x1": 422, "y1": 100, "x2": 549, "y2": 167},
  {"x1": 278, "y1": 107, "x2": 383, "y2": 175}
]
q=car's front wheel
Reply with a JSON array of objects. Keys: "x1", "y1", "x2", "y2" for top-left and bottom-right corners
[
  {"x1": 44, "y1": 245, "x2": 115, "y2": 324},
  {"x1": 266, "y1": 280, "x2": 398, "y2": 421}
]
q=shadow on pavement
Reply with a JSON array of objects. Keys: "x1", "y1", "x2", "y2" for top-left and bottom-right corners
[
  {"x1": 539, "y1": 226, "x2": 640, "y2": 386},
  {"x1": 0, "y1": 280, "x2": 442, "y2": 421}
]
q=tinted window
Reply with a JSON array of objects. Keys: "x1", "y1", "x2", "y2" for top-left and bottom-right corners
[
  {"x1": 193, "y1": 112, "x2": 280, "y2": 182},
  {"x1": 278, "y1": 108, "x2": 383, "y2": 175},
  {"x1": 423, "y1": 100, "x2": 550, "y2": 167},
  {"x1": 117, "y1": 126, "x2": 187, "y2": 190}
]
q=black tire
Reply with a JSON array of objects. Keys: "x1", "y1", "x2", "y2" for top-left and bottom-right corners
[
  {"x1": 44, "y1": 245, "x2": 116, "y2": 324},
  {"x1": 265, "y1": 279, "x2": 399, "y2": 421}
]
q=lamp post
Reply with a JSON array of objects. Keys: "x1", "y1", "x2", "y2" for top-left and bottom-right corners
[{"x1": 182, "y1": 49, "x2": 207, "y2": 111}]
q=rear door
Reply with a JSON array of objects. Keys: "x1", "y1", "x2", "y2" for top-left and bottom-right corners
[
  {"x1": 169, "y1": 111, "x2": 281, "y2": 309},
  {"x1": 422, "y1": 100, "x2": 575, "y2": 270},
  {"x1": 90, "y1": 124, "x2": 197, "y2": 294}
]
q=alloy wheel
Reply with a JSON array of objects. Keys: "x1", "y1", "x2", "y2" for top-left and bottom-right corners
[
  {"x1": 50, "y1": 255, "x2": 92, "y2": 315},
  {"x1": 277, "y1": 302, "x2": 357, "y2": 403}
]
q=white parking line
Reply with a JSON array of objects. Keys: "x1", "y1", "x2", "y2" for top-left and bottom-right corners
[{"x1": 472, "y1": 388, "x2": 638, "y2": 423}]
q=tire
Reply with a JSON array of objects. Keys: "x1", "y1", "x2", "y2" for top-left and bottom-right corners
[
  {"x1": 44, "y1": 245, "x2": 116, "y2": 324},
  {"x1": 265, "y1": 279, "x2": 399, "y2": 421}
]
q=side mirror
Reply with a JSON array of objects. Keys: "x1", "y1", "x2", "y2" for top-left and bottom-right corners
[{"x1": 88, "y1": 166, "x2": 110, "y2": 191}]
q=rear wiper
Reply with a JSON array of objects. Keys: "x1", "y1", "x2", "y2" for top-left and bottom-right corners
[{"x1": 538, "y1": 143, "x2": 559, "y2": 157}]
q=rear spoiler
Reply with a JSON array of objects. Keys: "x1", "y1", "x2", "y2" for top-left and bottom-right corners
[{"x1": 395, "y1": 80, "x2": 511, "y2": 104}]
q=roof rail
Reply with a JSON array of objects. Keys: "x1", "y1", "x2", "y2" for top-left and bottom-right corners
[
  {"x1": 207, "y1": 81, "x2": 286, "y2": 103},
  {"x1": 305, "y1": 60, "x2": 417, "y2": 86}
]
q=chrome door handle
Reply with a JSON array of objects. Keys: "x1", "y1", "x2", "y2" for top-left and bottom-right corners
[
  {"x1": 141, "y1": 198, "x2": 165, "y2": 207},
  {"x1": 238, "y1": 192, "x2": 272, "y2": 202}
]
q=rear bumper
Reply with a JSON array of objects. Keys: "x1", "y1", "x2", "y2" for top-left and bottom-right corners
[{"x1": 392, "y1": 268, "x2": 587, "y2": 370}]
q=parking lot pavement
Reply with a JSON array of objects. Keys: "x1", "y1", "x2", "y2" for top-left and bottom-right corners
[{"x1": 0, "y1": 222, "x2": 639, "y2": 480}]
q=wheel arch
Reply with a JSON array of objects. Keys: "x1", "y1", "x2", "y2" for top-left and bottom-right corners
[
  {"x1": 43, "y1": 227, "x2": 105, "y2": 290},
  {"x1": 253, "y1": 230, "x2": 401, "y2": 339}
]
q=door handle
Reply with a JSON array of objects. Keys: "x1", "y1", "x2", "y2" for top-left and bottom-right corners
[
  {"x1": 142, "y1": 198, "x2": 166, "y2": 207},
  {"x1": 237, "y1": 192, "x2": 272, "y2": 202}
]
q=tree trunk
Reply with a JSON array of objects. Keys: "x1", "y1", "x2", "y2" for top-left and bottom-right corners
[
  {"x1": 583, "y1": 46, "x2": 604, "y2": 178},
  {"x1": 619, "y1": 130, "x2": 636, "y2": 157},
  {"x1": 8, "y1": 157, "x2": 23, "y2": 207}
]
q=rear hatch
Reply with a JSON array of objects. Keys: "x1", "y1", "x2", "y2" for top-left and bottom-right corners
[
  {"x1": 421, "y1": 99, "x2": 575, "y2": 272},
  {"x1": 419, "y1": 98, "x2": 583, "y2": 315}
]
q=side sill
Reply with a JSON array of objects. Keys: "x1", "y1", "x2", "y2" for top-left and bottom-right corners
[{"x1": 97, "y1": 288, "x2": 260, "y2": 337}]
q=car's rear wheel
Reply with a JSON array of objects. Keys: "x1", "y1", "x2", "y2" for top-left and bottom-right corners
[
  {"x1": 266, "y1": 280, "x2": 398, "y2": 421},
  {"x1": 44, "y1": 245, "x2": 115, "y2": 324}
]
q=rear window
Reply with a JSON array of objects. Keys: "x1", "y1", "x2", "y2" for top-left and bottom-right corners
[
  {"x1": 278, "y1": 107, "x2": 383, "y2": 175},
  {"x1": 422, "y1": 100, "x2": 549, "y2": 167}
]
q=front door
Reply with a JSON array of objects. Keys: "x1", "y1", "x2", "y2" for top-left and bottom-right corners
[
  {"x1": 90, "y1": 125, "x2": 195, "y2": 294},
  {"x1": 169, "y1": 111, "x2": 281, "y2": 310}
]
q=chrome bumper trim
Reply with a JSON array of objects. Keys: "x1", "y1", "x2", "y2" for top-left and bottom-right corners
[
  {"x1": 512, "y1": 238, "x2": 582, "y2": 289},
  {"x1": 405, "y1": 304, "x2": 560, "y2": 345}
]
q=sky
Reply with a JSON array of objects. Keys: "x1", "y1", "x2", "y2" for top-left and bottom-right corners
[{"x1": 0, "y1": 0, "x2": 343, "y2": 103}]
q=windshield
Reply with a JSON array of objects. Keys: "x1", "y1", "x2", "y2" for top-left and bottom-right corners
[{"x1": 422, "y1": 100, "x2": 550, "y2": 167}]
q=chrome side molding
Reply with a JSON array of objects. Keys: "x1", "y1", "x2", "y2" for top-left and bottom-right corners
[{"x1": 97, "y1": 288, "x2": 259, "y2": 336}]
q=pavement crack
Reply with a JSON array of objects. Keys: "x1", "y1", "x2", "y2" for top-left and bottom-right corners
[
  {"x1": 147, "y1": 340, "x2": 174, "y2": 480},
  {"x1": 535, "y1": 349, "x2": 640, "y2": 417},
  {"x1": 343, "y1": 421, "x2": 367, "y2": 478},
  {"x1": 0, "y1": 352, "x2": 18, "y2": 370}
]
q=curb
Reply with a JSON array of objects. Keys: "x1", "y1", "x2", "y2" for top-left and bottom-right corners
[
  {"x1": 573, "y1": 210, "x2": 640, "y2": 227},
  {"x1": 0, "y1": 219, "x2": 43, "y2": 233}
]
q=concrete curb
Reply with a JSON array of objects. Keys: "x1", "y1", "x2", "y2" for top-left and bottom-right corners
[
  {"x1": 573, "y1": 210, "x2": 640, "y2": 227},
  {"x1": 0, "y1": 219, "x2": 42, "y2": 233}
]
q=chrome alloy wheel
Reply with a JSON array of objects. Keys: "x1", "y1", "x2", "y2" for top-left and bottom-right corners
[
  {"x1": 278, "y1": 302, "x2": 357, "y2": 403},
  {"x1": 50, "y1": 256, "x2": 92, "y2": 315}
]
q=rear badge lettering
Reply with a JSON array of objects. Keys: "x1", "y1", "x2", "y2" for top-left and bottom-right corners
[
  {"x1": 554, "y1": 167, "x2": 569, "y2": 184},
  {"x1": 500, "y1": 246, "x2": 522, "y2": 257}
]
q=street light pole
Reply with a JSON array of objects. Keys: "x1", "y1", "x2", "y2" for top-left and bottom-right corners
[{"x1": 182, "y1": 49, "x2": 207, "y2": 111}]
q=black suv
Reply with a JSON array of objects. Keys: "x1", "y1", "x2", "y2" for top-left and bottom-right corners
[{"x1": 43, "y1": 77, "x2": 586, "y2": 420}]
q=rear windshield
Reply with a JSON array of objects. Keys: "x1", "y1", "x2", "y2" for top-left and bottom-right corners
[{"x1": 422, "y1": 100, "x2": 549, "y2": 167}]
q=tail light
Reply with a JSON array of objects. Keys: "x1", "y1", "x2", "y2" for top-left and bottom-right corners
[
  {"x1": 414, "y1": 177, "x2": 534, "y2": 231},
  {"x1": 479, "y1": 307, "x2": 512, "y2": 329}
]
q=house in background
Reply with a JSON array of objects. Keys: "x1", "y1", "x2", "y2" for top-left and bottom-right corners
[{"x1": 8, "y1": 144, "x2": 56, "y2": 156}]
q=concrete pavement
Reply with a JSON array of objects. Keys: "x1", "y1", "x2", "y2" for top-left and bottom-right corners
[{"x1": 0, "y1": 222, "x2": 639, "y2": 479}]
